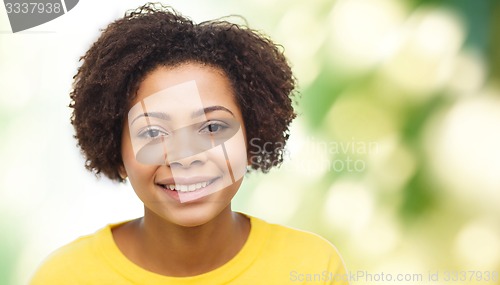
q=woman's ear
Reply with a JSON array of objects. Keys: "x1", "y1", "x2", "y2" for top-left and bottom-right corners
[
  {"x1": 247, "y1": 158, "x2": 252, "y2": 167},
  {"x1": 246, "y1": 159, "x2": 252, "y2": 173},
  {"x1": 118, "y1": 165, "x2": 128, "y2": 180}
]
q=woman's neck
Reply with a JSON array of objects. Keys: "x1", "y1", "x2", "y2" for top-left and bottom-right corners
[{"x1": 113, "y1": 207, "x2": 250, "y2": 277}]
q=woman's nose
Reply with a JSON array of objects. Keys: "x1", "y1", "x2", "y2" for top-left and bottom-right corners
[{"x1": 165, "y1": 128, "x2": 210, "y2": 168}]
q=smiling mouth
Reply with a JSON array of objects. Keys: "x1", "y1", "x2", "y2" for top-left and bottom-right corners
[{"x1": 157, "y1": 178, "x2": 219, "y2": 193}]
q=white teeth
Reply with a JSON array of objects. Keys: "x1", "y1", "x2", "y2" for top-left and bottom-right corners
[{"x1": 164, "y1": 180, "x2": 213, "y2": 192}]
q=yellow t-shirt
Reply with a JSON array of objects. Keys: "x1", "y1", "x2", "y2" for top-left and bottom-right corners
[{"x1": 30, "y1": 215, "x2": 349, "y2": 284}]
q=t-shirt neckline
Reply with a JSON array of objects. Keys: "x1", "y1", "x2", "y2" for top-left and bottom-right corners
[{"x1": 94, "y1": 214, "x2": 268, "y2": 284}]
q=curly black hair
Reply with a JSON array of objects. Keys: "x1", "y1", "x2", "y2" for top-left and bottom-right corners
[{"x1": 70, "y1": 3, "x2": 296, "y2": 182}]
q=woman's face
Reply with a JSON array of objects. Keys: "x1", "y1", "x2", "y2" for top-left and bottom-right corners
[{"x1": 121, "y1": 63, "x2": 248, "y2": 227}]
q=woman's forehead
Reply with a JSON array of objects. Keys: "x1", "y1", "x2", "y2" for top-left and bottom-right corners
[
  {"x1": 129, "y1": 80, "x2": 206, "y2": 123},
  {"x1": 130, "y1": 64, "x2": 242, "y2": 122},
  {"x1": 136, "y1": 63, "x2": 233, "y2": 99}
]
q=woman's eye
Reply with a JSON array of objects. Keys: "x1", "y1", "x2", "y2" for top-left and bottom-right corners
[
  {"x1": 207, "y1": 124, "x2": 221, "y2": 132},
  {"x1": 201, "y1": 122, "x2": 227, "y2": 134},
  {"x1": 138, "y1": 127, "x2": 167, "y2": 139}
]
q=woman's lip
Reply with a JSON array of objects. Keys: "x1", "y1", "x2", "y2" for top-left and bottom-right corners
[
  {"x1": 158, "y1": 177, "x2": 218, "y2": 192},
  {"x1": 155, "y1": 176, "x2": 219, "y2": 185},
  {"x1": 157, "y1": 177, "x2": 222, "y2": 203}
]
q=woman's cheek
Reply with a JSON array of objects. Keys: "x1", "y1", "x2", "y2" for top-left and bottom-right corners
[{"x1": 223, "y1": 128, "x2": 248, "y2": 181}]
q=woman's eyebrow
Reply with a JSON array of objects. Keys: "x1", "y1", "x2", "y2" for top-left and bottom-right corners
[
  {"x1": 131, "y1": 105, "x2": 234, "y2": 125},
  {"x1": 131, "y1": 112, "x2": 170, "y2": 125},
  {"x1": 192, "y1": 105, "x2": 235, "y2": 118}
]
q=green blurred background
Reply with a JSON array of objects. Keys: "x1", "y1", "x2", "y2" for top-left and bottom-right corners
[{"x1": 1, "y1": 0, "x2": 499, "y2": 284}]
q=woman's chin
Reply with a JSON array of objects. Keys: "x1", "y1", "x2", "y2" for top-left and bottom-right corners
[{"x1": 168, "y1": 205, "x2": 228, "y2": 228}]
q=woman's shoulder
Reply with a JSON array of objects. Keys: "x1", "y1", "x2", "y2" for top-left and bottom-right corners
[
  {"x1": 29, "y1": 223, "x2": 119, "y2": 284},
  {"x1": 43, "y1": 223, "x2": 115, "y2": 259},
  {"x1": 249, "y1": 215, "x2": 343, "y2": 259},
  {"x1": 247, "y1": 215, "x2": 349, "y2": 283},
  {"x1": 38, "y1": 232, "x2": 99, "y2": 265}
]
